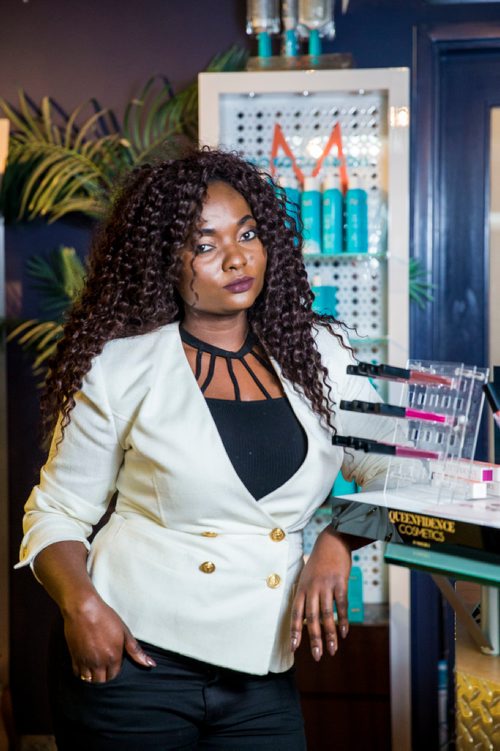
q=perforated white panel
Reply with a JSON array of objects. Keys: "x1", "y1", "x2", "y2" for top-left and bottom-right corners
[
  {"x1": 219, "y1": 89, "x2": 388, "y2": 256},
  {"x1": 305, "y1": 254, "x2": 387, "y2": 339},
  {"x1": 207, "y1": 79, "x2": 401, "y2": 610},
  {"x1": 352, "y1": 541, "x2": 388, "y2": 604},
  {"x1": 218, "y1": 88, "x2": 389, "y2": 352}
]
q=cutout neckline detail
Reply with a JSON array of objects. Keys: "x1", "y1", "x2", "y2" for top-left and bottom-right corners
[
  {"x1": 179, "y1": 326, "x2": 256, "y2": 359},
  {"x1": 179, "y1": 325, "x2": 278, "y2": 401}
]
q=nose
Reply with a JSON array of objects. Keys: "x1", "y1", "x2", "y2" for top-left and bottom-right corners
[{"x1": 222, "y1": 242, "x2": 247, "y2": 271}]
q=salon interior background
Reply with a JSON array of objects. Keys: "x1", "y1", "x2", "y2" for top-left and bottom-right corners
[{"x1": 2, "y1": 0, "x2": 500, "y2": 738}]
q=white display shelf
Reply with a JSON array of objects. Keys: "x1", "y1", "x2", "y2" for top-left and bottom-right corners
[{"x1": 338, "y1": 488, "x2": 500, "y2": 530}]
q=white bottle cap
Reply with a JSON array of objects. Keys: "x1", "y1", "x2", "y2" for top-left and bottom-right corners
[
  {"x1": 348, "y1": 173, "x2": 364, "y2": 189},
  {"x1": 323, "y1": 174, "x2": 341, "y2": 191},
  {"x1": 278, "y1": 175, "x2": 298, "y2": 189},
  {"x1": 303, "y1": 176, "x2": 320, "y2": 192}
]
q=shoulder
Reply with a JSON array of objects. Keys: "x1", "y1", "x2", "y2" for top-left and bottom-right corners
[
  {"x1": 97, "y1": 322, "x2": 179, "y2": 370},
  {"x1": 89, "y1": 322, "x2": 180, "y2": 413}
]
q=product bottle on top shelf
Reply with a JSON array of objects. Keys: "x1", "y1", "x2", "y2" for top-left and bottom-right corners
[
  {"x1": 246, "y1": 0, "x2": 280, "y2": 58},
  {"x1": 281, "y1": 0, "x2": 299, "y2": 57},
  {"x1": 298, "y1": 0, "x2": 335, "y2": 55},
  {"x1": 346, "y1": 174, "x2": 368, "y2": 254},
  {"x1": 322, "y1": 173, "x2": 343, "y2": 254},
  {"x1": 301, "y1": 176, "x2": 322, "y2": 254}
]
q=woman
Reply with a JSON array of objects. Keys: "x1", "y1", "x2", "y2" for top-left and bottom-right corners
[{"x1": 18, "y1": 149, "x2": 396, "y2": 750}]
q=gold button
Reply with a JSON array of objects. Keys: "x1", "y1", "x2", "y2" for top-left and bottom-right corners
[
  {"x1": 266, "y1": 573, "x2": 281, "y2": 589},
  {"x1": 201, "y1": 531, "x2": 218, "y2": 537},
  {"x1": 270, "y1": 527, "x2": 286, "y2": 542},
  {"x1": 199, "y1": 561, "x2": 216, "y2": 574}
]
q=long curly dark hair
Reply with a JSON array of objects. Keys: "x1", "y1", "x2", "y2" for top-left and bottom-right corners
[{"x1": 41, "y1": 147, "x2": 350, "y2": 442}]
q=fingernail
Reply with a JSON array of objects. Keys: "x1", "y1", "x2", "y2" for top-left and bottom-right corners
[
  {"x1": 291, "y1": 637, "x2": 298, "y2": 652},
  {"x1": 328, "y1": 640, "x2": 337, "y2": 656},
  {"x1": 312, "y1": 646, "x2": 321, "y2": 661},
  {"x1": 146, "y1": 657, "x2": 156, "y2": 667},
  {"x1": 341, "y1": 624, "x2": 348, "y2": 638}
]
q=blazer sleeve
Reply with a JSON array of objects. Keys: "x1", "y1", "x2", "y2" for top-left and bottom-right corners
[{"x1": 16, "y1": 354, "x2": 125, "y2": 572}]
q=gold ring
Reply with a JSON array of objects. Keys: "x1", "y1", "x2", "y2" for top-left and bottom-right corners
[{"x1": 80, "y1": 674, "x2": 92, "y2": 682}]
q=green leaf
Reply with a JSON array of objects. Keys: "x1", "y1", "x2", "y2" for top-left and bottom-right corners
[
  {"x1": 409, "y1": 258, "x2": 436, "y2": 309},
  {"x1": 0, "y1": 47, "x2": 248, "y2": 222}
]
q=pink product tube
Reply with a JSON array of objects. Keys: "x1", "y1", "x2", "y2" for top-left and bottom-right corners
[
  {"x1": 432, "y1": 460, "x2": 494, "y2": 482},
  {"x1": 339, "y1": 399, "x2": 449, "y2": 424},
  {"x1": 393, "y1": 445, "x2": 440, "y2": 461},
  {"x1": 405, "y1": 408, "x2": 448, "y2": 424},
  {"x1": 332, "y1": 434, "x2": 440, "y2": 459},
  {"x1": 346, "y1": 362, "x2": 454, "y2": 388},
  {"x1": 462, "y1": 459, "x2": 500, "y2": 482},
  {"x1": 409, "y1": 371, "x2": 453, "y2": 387}
]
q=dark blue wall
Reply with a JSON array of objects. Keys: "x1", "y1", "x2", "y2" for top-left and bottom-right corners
[{"x1": 3, "y1": 0, "x2": 500, "y2": 736}]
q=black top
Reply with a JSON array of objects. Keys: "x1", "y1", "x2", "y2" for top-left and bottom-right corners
[{"x1": 180, "y1": 327, "x2": 308, "y2": 500}]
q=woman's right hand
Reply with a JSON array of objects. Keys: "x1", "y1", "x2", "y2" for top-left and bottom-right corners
[
  {"x1": 33, "y1": 541, "x2": 156, "y2": 684},
  {"x1": 63, "y1": 593, "x2": 157, "y2": 683}
]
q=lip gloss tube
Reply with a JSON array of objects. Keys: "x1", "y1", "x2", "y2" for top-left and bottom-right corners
[
  {"x1": 458, "y1": 458, "x2": 500, "y2": 482},
  {"x1": 347, "y1": 361, "x2": 454, "y2": 388},
  {"x1": 429, "y1": 460, "x2": 494, "y2": 483},
  {"x1": 332, "y1": 434, "x2": 440, "y2": 460},
  {"x1": 340, "y1": 399, "x2": 450, "y2": 424}
]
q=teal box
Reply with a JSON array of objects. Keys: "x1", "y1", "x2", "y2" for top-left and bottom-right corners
[
  {"x1": 346, "y1": 184, "x2": 368, "y2": 254},
  {"x1": 334, "y1": 565, "x2": 364, "y2": 623},
  {"x1": 347, "y1": 566, "x2": 364, "y2": 623},
  {"x1": 332, "y1": 471, "x2": 357, "y2": 496},
  {"x1": 322, "y1": 176, "x2": 343, "y2": 255},
  {"x1": 311, "y1": 283, "x2": 337, "y2": 317}
]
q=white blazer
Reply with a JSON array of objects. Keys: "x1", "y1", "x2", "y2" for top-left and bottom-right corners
[{"x1": 17, "y1": 322, "x2": 394, "y2": 675}]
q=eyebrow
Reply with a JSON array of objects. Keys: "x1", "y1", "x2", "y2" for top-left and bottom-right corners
[{"x1": 198, "y1": 214, "x2": 255, "y2": 235}]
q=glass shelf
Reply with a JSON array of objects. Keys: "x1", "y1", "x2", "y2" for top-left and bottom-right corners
[
  {"x1": 303, "y1": 252, "x2": 388, "y2": 264},
  {"x1": 350, "y1": 336, "x2": 390, "y2": 346}
]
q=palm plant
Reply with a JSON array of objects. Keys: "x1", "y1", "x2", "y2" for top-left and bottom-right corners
[
  {"x1": 8, "y1": 247, "x2": 86, "y2": 379},
  {"x1": 0, "y1": 45, "x2": 247, "y2": 224},
  {"x1": 0, "y1": 93, "x2": 128, "y2": 223},
  {"x1": 409, "y1": 258, "x2": 435, "y2": 310},
  {"x1": 5, "y1": 46, "x2": 248, "y2": 380}
]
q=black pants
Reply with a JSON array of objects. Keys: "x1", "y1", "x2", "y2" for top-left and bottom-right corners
[{"x1": 49, "y1": 624, "x2": 307, "y2": 750}]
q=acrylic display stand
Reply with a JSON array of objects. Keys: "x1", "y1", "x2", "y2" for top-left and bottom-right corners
[
  {"x1": 338, "y1": 358, "x2": 500, "y2": 658},
  {"x1": 383, "y1": 359, "x2": 489, "y2": 504}
]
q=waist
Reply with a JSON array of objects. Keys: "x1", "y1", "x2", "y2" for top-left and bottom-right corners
[{"x1": 117, "y1": 511, "x2": 303, "y2": 548}]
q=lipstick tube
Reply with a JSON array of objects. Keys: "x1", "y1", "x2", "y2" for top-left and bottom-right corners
[
  {"x1": 347, "y1": 361, "x2": 453, "y2": 388},
  {"x1": 332, "y1": 434, "x2": 440, "y2": 460},
  {"x1": 340, "y1": 399, "x2": 450, "y2": 424}
]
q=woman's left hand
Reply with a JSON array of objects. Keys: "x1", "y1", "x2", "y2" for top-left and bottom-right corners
[{"x1": 290, "y1": 527, "x2": 352, "y2": 661}]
